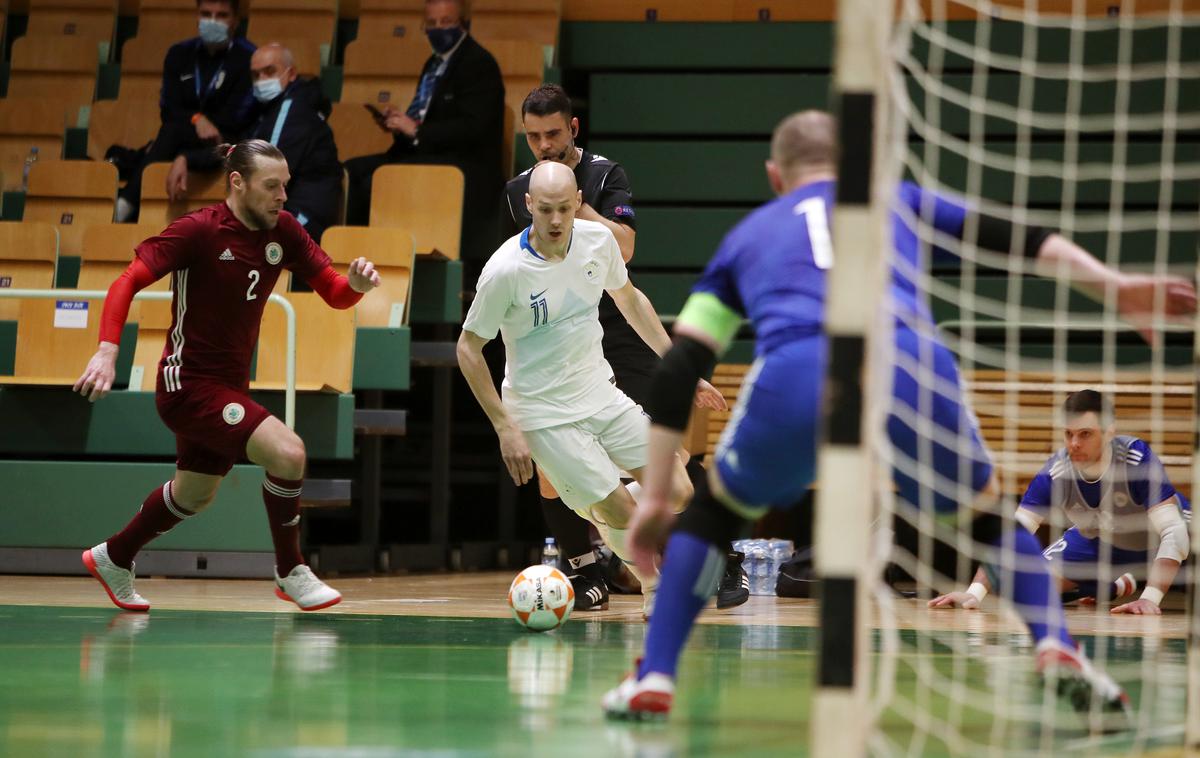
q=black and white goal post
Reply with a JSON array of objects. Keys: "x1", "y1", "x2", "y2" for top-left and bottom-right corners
[{"x1": 811, "y1": 0, "x2": 893, "y2": 754}]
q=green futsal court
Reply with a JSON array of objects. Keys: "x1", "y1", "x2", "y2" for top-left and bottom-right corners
[{"x1": 0, "y1": 604, "x2": 1186, "y2": 756}]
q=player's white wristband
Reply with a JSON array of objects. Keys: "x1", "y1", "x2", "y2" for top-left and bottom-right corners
[
  {"x1": 966, "y1": 582, "x2": 988, "y2": 604},
  {"x1": 1140, "y1": 586, "x2": 1165, "y2": 607}
]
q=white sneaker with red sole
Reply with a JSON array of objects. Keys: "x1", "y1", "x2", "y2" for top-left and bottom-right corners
[
  {"x1": 603, "y1": 663, "x2": 674, "y2": 720},
  {"x1": 274, "y1": 565, "x2": 342, "y2": 611},
  {"x1": 1036, "y1": 638, "x2": 1131, "y2": 731},
  {"x1": 82, "y1": 543, "x2": 150, "y2": 612}
]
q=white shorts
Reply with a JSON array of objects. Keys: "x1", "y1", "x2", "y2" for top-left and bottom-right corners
[{"x1": 524, "y1": 392, "x2": 649, "y2": 512}]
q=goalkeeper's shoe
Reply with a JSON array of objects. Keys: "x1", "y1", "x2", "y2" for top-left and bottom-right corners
[
  {"x1": 603, "y1": 660, "x2": 674, "y2": 721},
  {"x1": 1036, "y1": 638, "x2": 1131, "y2": 732}
]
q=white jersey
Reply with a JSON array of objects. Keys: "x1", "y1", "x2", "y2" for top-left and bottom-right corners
[{"x1": 463, "y1": 218, "x2": 630, "y2": 431}]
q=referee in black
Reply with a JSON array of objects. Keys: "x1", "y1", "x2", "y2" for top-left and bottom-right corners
[{"x1": 501, "y1": 84, "x2": 749, "y2": 611}]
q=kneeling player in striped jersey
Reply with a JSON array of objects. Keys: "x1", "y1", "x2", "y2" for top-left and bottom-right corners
[{"x1": 931, "y1": 389, "x2": 1189, "y2": 614}]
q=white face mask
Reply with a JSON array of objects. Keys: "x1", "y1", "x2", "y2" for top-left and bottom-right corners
[
  {"x1": 198, "y1": 17, "x2": 230, "y2": 45},
  {"x1": 253, "y1": 77, "x2": 284, "y2": 103}
]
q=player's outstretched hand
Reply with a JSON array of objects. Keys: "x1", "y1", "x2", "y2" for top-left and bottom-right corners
[
  {"x1": 1111, "y1": 598, "x2": 1162, "y2": 615},
  {"x1": 1117, "y1": 273, "x2": 1197, "y2": 344},
  {"x1": 927, "y1": 591, "x2": 980, "y2": 610},
  {"x1": 497, "y1": 424, "x2": 533, "y2": 486},
  {"x1": 694, "y1": 378, "x2": 727, "y2": 410},
  {"x1": 626, "y1": 499, "x2": 675, "y2": 579},
  {"x1": 347, "y1": 257, "x2": 382, "y2": 293},
  {"x1": 73, "y1": 342, "x2": 119, "y2": 403}
]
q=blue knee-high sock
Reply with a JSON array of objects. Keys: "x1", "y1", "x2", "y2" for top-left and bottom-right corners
[
  {"x1": 988, "y1": 527, "x2": 1074, "y2": 648},
  {"x1": 639, "y1": 532, "x2": 726, "y2": 680}
]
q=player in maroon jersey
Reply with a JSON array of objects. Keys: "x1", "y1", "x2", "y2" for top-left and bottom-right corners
[{"x1": 74, "y1": 139, "x2": 381, "y2": 612}]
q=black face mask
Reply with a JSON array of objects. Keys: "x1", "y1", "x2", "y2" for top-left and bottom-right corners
[{"x1": 426, "y1": 25, "x2": 465, "y2": 54}]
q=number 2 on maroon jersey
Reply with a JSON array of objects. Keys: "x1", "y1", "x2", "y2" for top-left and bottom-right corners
[{"x1": 246, "y1": 270, "x2": 260, "y2": 301}]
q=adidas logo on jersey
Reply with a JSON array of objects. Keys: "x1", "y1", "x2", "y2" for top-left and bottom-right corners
[{"x1": 219, "y1": 249, "x2": 235, "y2": 261}]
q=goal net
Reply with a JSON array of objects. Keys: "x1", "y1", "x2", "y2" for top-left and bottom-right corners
[{"x1": 866, "y1": 0, "x2": 1199, "y2": 753}]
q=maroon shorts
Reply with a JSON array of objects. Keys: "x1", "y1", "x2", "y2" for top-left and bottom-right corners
[{"x1": 156, "y1": 379, "x2": 272, "y2": 476}]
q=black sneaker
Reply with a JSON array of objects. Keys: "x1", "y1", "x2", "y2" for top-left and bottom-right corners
[
  {"x1": 716, "y1": 552, "x2": 750, "y2": 609},
  {"x1": 571, "y1": 573, "x2": 610, "y2": 611}
]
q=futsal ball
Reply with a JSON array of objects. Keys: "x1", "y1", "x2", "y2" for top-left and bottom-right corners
[{"x1": 508, "y1": 565, "x2": 575, "y2": 632}]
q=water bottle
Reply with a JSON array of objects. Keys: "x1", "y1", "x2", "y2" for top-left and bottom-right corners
[
  {"x1": 541, "y1": 537, "x2": 560, "y2": 567},
  {"x1": 750, "y1": 540, "x2": 771, "y2": 595},
  {"x1": 21, "y1": 146, "x2": 39, "y2": 192}
]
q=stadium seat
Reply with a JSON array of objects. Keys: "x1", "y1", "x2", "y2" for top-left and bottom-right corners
[
  {"x1": 0, "y1": 296, "x2": 101, "y2": 384},
  {"x1": 370, "y1": 164, "x2": 463, "y2": 259},
  {"x1": 485, "y1": 39, "x2": 544, "y2": 127},
  {"x1": 246, "y1": 0, "x2": 337, "y2": 50},
  {"x1": 327, "y1": 102, "x2": 393, "y2": 161},
  {"x1": 138, "y1": 162, "x2": 225, "y2": 226},
  {"x1": 117, "y1": 35, "x2": 177, "y2": 100},
  {"x1": 135, "y1": 0, "x2": 200, "y2": 47},
  {"x1": 26, "y1": 0, "x2": 117, "y2": 48},
  {"x1": 0, "y1": 221, "x2": 59, "y2": 321},
  {"x1": 78, "y1": 222, "x2": 166, "y2": 326},
  {"x1": 472, "y1": 0, "x2": 560, "y2": 49},
  {"x1": 87, "y1": 98, "x2": 159, "y2": 161},
  {"x1": 23, "y1": 160, "x2": 118, "y2": 257},
  {"x1": 0, "y1": 98, "x2": 71, "y2": 193},
  {"x1": 7, "y1": 35, "x2": 99, "y2": 114},
  {"x1": 252, "y1": 291, "x2": 357, "y2": 393},
  {"x1": 354, "y1": 0, "x2": 424, "y2": 41},
  {"x1": 561, "y1": 0, "x2": 733, "y2": 21},
  {"x1": 730, "y1": 0, "x2": 837, "y2": 20},
  {"x1": 340, "y1": 36, "x2": 430, "y2": 109},
  {"x1": 321, "y1": 225, "x2": 416, "y2": 327}
]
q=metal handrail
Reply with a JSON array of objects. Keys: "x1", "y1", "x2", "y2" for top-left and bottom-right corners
[{"x1": 0, "y1": 289, "x2": 297, "y2": 429}]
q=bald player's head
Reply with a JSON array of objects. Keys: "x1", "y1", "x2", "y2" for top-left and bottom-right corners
[
  {"x1": 526, "y1": 161, "x2": 582, "y2": 251},
  {"x1": 766, "y1": 110, "x2": 838, "y2": 194}
]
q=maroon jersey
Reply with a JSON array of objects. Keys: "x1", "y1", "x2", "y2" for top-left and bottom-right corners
[{"x1": 136, "y1": 202, "x2": 331, "y2": 391}]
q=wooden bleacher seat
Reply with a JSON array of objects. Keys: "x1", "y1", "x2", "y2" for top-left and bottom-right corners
[
  {"x1": 370, "y1": 164, "x2": 463, "y2": 259},
  {"x1": 8, "y1": 35, "x2": 98, "y2": 114},
  {"x1": 730, "y1": 0, "x2": 837, "y2": 20},
  {"x1": 321, "y1": 225, "x2": 416, "y2": 327},
  {"x1": 0, "y1": 98, "x2": 71, "y2": 193},
  {"x1": 254, "y1": 36, "x2": 323, "y2": 77},
  {"x1": 705, "y1": 363, "x2": 1196, "y2": 500},
  {"x1": 87, "y1": 98, "x2": 159, "y2": 161},
  {"x1": 246, "y1": 0, "x2": 337, "y2": 49},
  {"x1": 0, "y1": 221, "x2": 59, "y2": 322},
  {"x1": 472, "y1": 0, "x2": 560, "y2": 49},
  {"x1": 138, "y1": 162, "x2": 225, "y2": 226},
  {"x1": 26, "y1": 0, "x2": 117, "y2": 46},
  {"x1": 118, "y1": 34, "x2": 176, "y2": 100},
  {"x1": 23, "y1": 160, "x2": 118, "y2": 257},
  {"x1": 561, "y1": 0, "x2": 733, "y2": 21},
  {"x1": 78, "y1": 222, "x2": 166, "y2": 327},
  {"x1": 135, "y1": 0, "x2": 200, "y2": 46},
  {"x1": 327, "y1": 101, "x2": 393, "y2": 161},
  {"x1": 0, "y1": 296, "x2": 101, "y2": 384},
  {"x1": 485, "y1": 38, "x2": 544, "y2": 129},
  {"x1": 354, "y1": 0, "x2": 424, "y2": 41},
  {"x1": 252, "y1": 291, "x2": 357, "y2": 393},
  {"x1": 129, "y1": 295, "x2": 173, "y2": 391},
  {"x1": 340, "y1": 36, "x2": 430, "y2": 109}
]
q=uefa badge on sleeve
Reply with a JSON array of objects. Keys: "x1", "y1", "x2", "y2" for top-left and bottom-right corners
[
  {"x1": 265, "y1": 242, "x2": 283, "y2": 265},
  {"x1": 222, "y1": 403, "x2": 245, "y2": 426}
]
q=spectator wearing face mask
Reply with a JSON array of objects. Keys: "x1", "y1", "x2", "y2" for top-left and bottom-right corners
[
  {"x1": 116, "y1": 0, "x2": 257, "y2": 222},
  {"x1": 343, "y1": 0, "x2": 504, "y2": 263},
  {"x1": 162, "y1": 44, "x2": 342, "y2": 242}
]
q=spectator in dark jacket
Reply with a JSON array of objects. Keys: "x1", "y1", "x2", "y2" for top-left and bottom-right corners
[
  {"x1": 344, "y1": 0, "x2": 504, "y2": 263},
  {"x1": 116, "y1": 0, "x2": 256, "y2": 221},
  {"x1": 165, "y1": 43, "x2": 343, "y2": 241}
]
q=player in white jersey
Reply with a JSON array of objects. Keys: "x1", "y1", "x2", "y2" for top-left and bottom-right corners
[
  {"x1": 457, "y1": 162, "x2": 726, "y2": 615},
  {"x1": 931, "y1": 389, "x2": 1190, "y2": 614}
]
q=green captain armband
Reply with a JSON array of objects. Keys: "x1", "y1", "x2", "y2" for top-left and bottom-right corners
[{"x1": 676, "y1": 292, "x2": 741, "y2": 353}]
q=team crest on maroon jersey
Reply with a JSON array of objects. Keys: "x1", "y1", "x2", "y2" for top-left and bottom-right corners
[
  {"x1": 222, "y1": 403, "x2": 245, "y2": 425},
  {"x1": 265, "y1": 242, "x2": 283, "y2": 265}
]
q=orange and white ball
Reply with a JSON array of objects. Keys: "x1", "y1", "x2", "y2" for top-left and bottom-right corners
[{"x1": 507, "y1": 565, "x2": 575, "y2": 632}]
